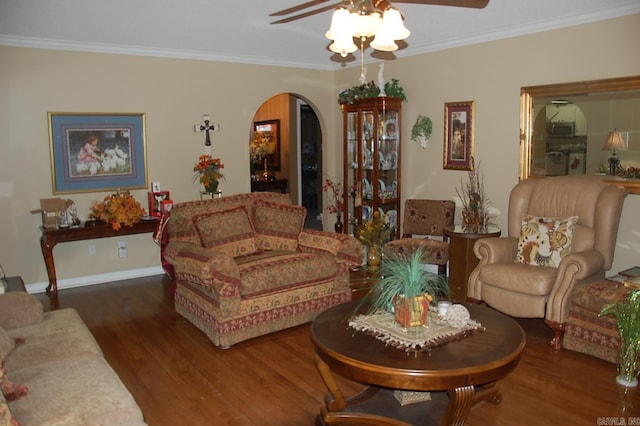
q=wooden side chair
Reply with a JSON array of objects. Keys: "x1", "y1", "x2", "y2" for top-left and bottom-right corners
[{"x1": 384, "y1": 199, "x2": 456, "y2": 275}]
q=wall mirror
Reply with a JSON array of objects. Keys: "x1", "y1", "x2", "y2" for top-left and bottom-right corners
[{"x1": 520, "y1": 75, "x2": 640, "y2": 194}]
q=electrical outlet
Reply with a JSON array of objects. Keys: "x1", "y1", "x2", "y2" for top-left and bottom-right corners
[
  {"x1": 88, "y1": 244, "x2": 96, "y2": 256},
  {"x1": 118, "y1": 241, "x2": 126, "y2": 249}
]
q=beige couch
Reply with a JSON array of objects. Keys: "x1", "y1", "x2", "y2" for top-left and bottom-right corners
[
  {"x1": 164, "y1": 192, "x2": 363, "y2": 348},
  {"x1": 0, "y1": 292, "x2": 146, "y2": 426}
]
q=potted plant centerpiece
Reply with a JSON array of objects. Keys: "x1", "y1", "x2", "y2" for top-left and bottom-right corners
[
  {"x1": 411, "y1": 115, "x2": 433, "y2": 149},
  {"x1": 358, "y1": 248, "x2": 450, "y2": 329}
]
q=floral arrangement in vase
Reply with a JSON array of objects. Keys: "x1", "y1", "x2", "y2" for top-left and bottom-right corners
[
  {"x1": 193, "y1": 154, "x2": 224, "y2": 191},
  {"x1": 455, "y1": 158, "x2": 492, "y2": 233},
  {"x1": 322, "y1": 176, "x2": 345, "y2": 232},
  {"x1": 89, "y1": 190, "x2": 146, "y2": 230},
  {"x1": 354, "y1": 210, "x2": 391, "y2": 248},
  {"x1": 322, "y1": 176, "x2": 344, "y2": 216}
]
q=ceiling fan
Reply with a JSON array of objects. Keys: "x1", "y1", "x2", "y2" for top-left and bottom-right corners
[{"x1": 270, "y1": 0, "x2": 489, "y2": 25}]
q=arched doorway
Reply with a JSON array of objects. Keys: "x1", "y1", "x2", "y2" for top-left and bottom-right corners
[{"x1": 250, "y1": 93, "x2": 323, "y2": 229}]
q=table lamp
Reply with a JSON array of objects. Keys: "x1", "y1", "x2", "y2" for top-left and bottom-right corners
[{"x1": 601, "y1": 130, "x2": 626, "y2": 175}]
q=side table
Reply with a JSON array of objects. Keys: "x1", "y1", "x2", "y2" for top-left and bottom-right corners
[{"x1": 443, "y1": 224, "x2": 501, "y2": 302}]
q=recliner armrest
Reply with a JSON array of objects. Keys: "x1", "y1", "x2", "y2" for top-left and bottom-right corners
[
  {"x1": 546, "y1": 249, "x2": 606, "y2": 323},
  {"x1": 298, "y1": 229, "x2": 363, "y2": 267},
  {"x1": 473, "y1": 236, "x2": 518, "y2": 264}
]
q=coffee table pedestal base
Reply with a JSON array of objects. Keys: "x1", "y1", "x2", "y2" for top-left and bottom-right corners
[{"x1": 315, "y1": 354, "x2": 502, "y2": 426}]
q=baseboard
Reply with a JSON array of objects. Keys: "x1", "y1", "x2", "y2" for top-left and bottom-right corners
[{"x1": 26, "y1": 266, "x2": 165, "y2": 294}]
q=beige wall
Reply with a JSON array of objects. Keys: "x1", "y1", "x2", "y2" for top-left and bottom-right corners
[{"x1": 1, "y1": 14, "x2": 639, "y2": 291}]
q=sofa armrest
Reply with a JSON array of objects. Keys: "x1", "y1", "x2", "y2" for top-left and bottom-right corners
[
  {"x1": 169, "y1": 243, "x2": 241, "y2": 298},
  {"x1": 0, "y1": 292, "x2": 44, "y2": 330},
  {"x1": 298, "y1": 229, "x2": 363, "y2": 267}
]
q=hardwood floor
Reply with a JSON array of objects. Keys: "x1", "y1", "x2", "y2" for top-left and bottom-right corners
[{"x1": 35, "y1": 276, "x2": 639, "y2": 425}]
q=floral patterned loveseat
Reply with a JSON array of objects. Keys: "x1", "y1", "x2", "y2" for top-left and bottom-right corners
[{"x1": 164, "y1": 192, "x2": 362, "y2": 348}]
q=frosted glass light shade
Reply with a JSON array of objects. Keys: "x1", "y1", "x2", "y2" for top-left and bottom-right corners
[
  {"x1": 329, "y1": 34, "x2": 357, "y2": 57},
  {"x1": 370, "y1": 30, "x2": 398, "y2": 51},
  {"x1": 351, "y1": 11, "x2": 382, "y2": 38},
  {"x1": 380, "y1": 8, "x2": 410, "y2": 40},
  {"x1": 325, "y1": 8, "x2": 353, "y2": 40}
]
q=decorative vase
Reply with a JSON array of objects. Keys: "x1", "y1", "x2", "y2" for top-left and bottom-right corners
[
  {"x1": 334, "y1": 215, "x2": 343, "y2": 233},
  {"x1": 616, "y1": 340, "x2": 639, "y2": 387},
  {"x1": 367, "y1": 245, "x2": 382, "y2": 269},
  {"x1": 393, "y1": 294, "x2": 431, "y2": 328},
  {"x1": 204, "y1": 181, "x2": 219, "y2": 194}
]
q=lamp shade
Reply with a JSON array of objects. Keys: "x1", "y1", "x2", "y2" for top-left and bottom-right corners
[{"x1": 602, "y1": 130, "x2": 627, "y2": 152}]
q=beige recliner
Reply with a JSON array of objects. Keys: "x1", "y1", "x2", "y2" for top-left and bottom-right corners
[{"x1": 467, "y1": 175, "x2": 627, "y2": 349}]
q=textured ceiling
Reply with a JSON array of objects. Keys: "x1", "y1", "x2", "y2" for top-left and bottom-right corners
[{"x1": 1, "y1": 0, "x2": 639, "y2": 70}]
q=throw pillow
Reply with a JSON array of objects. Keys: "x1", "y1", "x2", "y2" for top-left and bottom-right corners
[
  {"x1": 253, "y1": 200, "x2": 306, "y2": 251},
  {"x1": 192, "y1": 206, "x2": 259, "y2": 258},
  {"x1": 515, "y1": 214, "x2": 578, "y2": 268},
  {"x1": 0, "y1": 328, "x2": 14, "y2": 362}
]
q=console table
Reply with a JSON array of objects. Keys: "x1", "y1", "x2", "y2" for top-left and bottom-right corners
[
  {"x1": 39, "y1": 219, "x2": 159, "y2": 295},
  {"x1": 251, "y1": 179, "x2": 288, "y2": 193}
]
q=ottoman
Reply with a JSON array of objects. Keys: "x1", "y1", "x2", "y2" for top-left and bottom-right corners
[{"x1": 562, "y1": 279, "x2": 631, "y2": 363}]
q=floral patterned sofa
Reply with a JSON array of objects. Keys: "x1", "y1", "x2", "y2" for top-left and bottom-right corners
[{"x1": 164, "y1": 192, "x2": 362, "y2": 348}]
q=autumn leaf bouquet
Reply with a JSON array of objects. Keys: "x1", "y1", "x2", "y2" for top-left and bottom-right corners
[{"x1": 90, "y1": 190, "x2": 146, "y2": 230}]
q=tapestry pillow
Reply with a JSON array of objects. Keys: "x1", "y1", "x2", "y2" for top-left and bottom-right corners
[
  {"x1": 253, "y1": 200, "x2": 306, "y2": 251},
  {"x1": 515, "y1": 214, "x2": 578, "y2": 268},
  {"x1": 192, "y1": 206, "x2": 259, "y2": 258},
  {"x1": 0, "y1": 327, "x2": 14, "y2": 362}
]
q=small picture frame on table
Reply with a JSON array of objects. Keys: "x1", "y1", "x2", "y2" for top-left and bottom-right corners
[
  {"x1": 160, "y1": 200, "x2": 174, "y2": 215},
  {"x1": 148, "y1": 191, "x2": 170, "y2": 217}
]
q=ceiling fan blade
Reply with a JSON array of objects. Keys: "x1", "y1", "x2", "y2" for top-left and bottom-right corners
[
  {"x1": 393, "y1": 0, "x2": 489, "y2": 8},
  {"x1": 271, "y1": 3, "x2": 342, "y2": 24},
  {"x1": 270, "y1": 0, "x2": 332, "y2": 17}
]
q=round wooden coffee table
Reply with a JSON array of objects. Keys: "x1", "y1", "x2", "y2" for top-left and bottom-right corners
[{"x1": 311, "y1": 301, "x2": 525, "y2": 425}]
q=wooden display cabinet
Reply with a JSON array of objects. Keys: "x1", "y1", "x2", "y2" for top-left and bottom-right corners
[{"x1": 341, "y1": 97, "x2": 402, "y2": 238}]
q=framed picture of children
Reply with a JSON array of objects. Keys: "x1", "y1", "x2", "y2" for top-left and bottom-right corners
[
  {"x1": 48, "y1": 112, "x2": 148, "y2": 193},
  {"x1": 443, "y1": 101, "x2": 475, "y2": 171}
]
